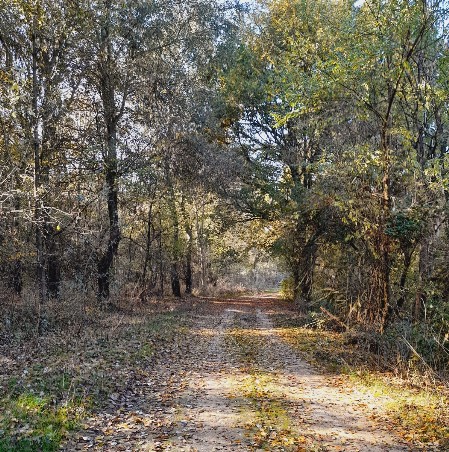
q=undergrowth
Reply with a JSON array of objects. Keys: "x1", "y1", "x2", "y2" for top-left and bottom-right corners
[
  {"x1": 273, "y1": 311, "x2": 449, "y2": 449},
  {"x1": 0, "y1": 295, "x2": 189, "y2": 450}
]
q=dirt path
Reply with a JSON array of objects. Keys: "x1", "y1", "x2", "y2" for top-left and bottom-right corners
[
  {"x1": 65, "y1": 296, "x2": 413, "y2": 451},
  {"x1": 253, "y1": 308, "x2": 409, "y2": 451}
]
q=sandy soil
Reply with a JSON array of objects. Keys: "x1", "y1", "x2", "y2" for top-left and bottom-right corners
[{"x1": 65, "y1": 296, "x2": 413, "y2": 451}]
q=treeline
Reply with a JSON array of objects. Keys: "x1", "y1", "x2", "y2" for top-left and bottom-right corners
[
  {"x1": 219, "y1": 0, "x2": 449, "y2": 370},
  {"x1": 0, "y1": 0, "x2": 260, "y2": 305},
  {"x1": 2, "y1": 0, "x2": 449, "y2": 372}
]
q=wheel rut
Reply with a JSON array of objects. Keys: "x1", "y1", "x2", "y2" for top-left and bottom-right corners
[{"x1": 64, "y1": 297, "x2": 413, "y2": 451}]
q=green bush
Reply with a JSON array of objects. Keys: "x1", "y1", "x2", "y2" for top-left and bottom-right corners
[{"x1": 279, "y1": 277, "x2": 294, "y2": 301}]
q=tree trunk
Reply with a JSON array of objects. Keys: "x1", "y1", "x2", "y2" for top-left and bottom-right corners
[
  {"x1": 185, "y1": 232, "x2": 193, "y2": 295},
  {"x1": 171, "y1": 264, "x2": 181, "y2": 297},
  {"x1": 166, "y1": 169, "x2": 181, "y2": 298},
  {"x1": 11, "y1": 260, "x2": 23, "y2": 295},
  {"x1": 292, "y1": 263, "x2": 301, "y2": 304},
  {"x1": 291, "y1": 221, "x2": 304, "y2": 310},
  {"x1": 195, "y1": 201, "x2": 207, "y2": 289},
  {"x1": 97, "y1": 3, "x2": 121, "y2": 300},
  {"x1": 379, "y1": 123, "x2": 392, "y2": 332},
  {"x1": 300, "y1": 239, "x2": 318, "y2": 306},
  {"x1": 46, "y1": 226, "x2": 61, "y2": 298},
  {"x1": 294, "y1": 233, "x2": 318, "y2": 314},
  {"x1": 141, "y1": 203, "x2": 153, "y2": 284},
  {"x1": 97, "y1": 170, "x2": 120, "y2": 300},
  {"x1": 31, "y1": 23, "x2": 46, "y2": 304},
  {"x1": 170, "y1": 207, "x2": 181, "y2": 297},
  {"x1": 158, "y1": 216, "x2": 164, "y2": 295},
  {"x1": 180, "y1": 196, "x2": 193, "y2": 294}
]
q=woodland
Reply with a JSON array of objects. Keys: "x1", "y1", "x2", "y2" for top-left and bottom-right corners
[{"x1": 1, "y1": 0, "x2": 449, "y2": 449}]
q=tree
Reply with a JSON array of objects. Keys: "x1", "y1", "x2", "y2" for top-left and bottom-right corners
[
  {"x1": 219, "y1": 0, "x2": 449, "y2": 331},
  {"x1": 218, "y1": 0, "x2": 353, "y2": 311},
  {"x1": 0, "y1": 0, "x2": 85, "y2": 303}
]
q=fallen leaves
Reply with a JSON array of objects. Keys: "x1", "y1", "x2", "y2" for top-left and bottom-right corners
[
  {"x1": 273, "y1": 315, "x2": 449, "y2": 450},
  {"x1": 2, "y1": 296, "x2": 447, "y2": 451},
  {"x1": 0, "y1": 306, "x2": 191, "y2": 450}
]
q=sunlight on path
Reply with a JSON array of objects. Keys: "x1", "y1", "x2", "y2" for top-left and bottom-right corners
[
  {"x1": 164, "y1": 300, "x2": 411, "y2": 451},
  {"x1": 255, "y1": 309, "x2": 411, "y2": 452},
  {"x1": 165, "y1": 309, "x2": 248, "y2": 451},
  {"x1": 63, "y1": 298, "x2": 413, "y2": 451}
]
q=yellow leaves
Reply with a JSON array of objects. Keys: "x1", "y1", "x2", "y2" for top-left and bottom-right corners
[{"x1": 386, "y1": 396, "x2": 449, "y2": 445}]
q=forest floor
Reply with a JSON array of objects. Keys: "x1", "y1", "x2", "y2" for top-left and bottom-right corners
[{"x1": 0, "y1": 294, "x2": 448, "y2": 451}]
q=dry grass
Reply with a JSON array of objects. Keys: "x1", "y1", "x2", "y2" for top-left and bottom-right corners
[
  {"x1": 0, "y1": 288, "x2": 192, "y2": 451},
  {"x1": 269, "y1": 306, "x2": 449, "y2": 449}
]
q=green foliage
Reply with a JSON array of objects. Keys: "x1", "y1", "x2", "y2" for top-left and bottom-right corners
[
  {"x1": 279, "y1": 277, "x2": 294, "y2": 301},
  {"x1": 218, "y1": 0, "x2": 449, "y2": 335},
  {"x1": 385, "y1": 213, "x2": 422, "y2": 243},
  {"x1": 0, "y1": 393, "x2": 84, "y2": 452}
]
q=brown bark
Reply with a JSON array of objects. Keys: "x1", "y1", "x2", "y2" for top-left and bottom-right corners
[
  {"x1": 31, "y1": 22, "x2": 46, "y2": 304},
  {"x1": 97, "y1": 154, "x2": 120, "y2": 299},
  {"x1": 379, "y1": 100, "x2": 392, "y2": 332},
  {"x1": 294, "y1": 233, "x2": 318, "y2": 314},
  {"x1": 184, "y1": 228, "x2": 193, "y2": 295},
  {"x1": 97, "y1": 2, "x2": 122, "y2": 300},
  {"x1": 46, "y1": 225, "x2": 61, "y2": 298},
  {"x1": 141, "y1": 203, "x2": 153, "y2": 284},
  {"x1": 158, "y1": 216, "x2": 164, "y2": 295},
  {"x1": 166, "y1": 169, "x2": 181, "y2": 298},
  {"x1": 170, "y1": 215, "x2": 181, "y2": 297},
  {"x1": 180, "y1": 196, "x2": 193, "y2": 294}
]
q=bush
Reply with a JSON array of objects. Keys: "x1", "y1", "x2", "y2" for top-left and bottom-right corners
[{"x1": 279, "y1": 277, "x2": 294, "y2": 301}]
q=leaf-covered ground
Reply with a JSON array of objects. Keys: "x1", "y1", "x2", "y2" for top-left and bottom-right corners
[{"x1": 1, "y1": 295, "x2": 448, "y2": 451}]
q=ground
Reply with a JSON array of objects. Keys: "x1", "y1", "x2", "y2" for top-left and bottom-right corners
[{"x1": 0, "y1": 294, "x2": 447, "y2": 451}]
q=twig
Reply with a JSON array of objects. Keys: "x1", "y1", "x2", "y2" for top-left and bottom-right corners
[
  {"x1": 110, "y1": 314, "x2": 126, "y2": 336},
  {"x1": 320, "y1": 306, "x2": 348, "y2": 331},
  {"x1": 401, "y1": 336, "x2": 437, "y2": 378}
]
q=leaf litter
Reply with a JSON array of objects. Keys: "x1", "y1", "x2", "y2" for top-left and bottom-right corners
[{"x1": 2, "y1": 295, "x2": 443, "y2": 451}]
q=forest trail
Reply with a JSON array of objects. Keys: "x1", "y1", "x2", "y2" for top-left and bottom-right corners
[{"x1": 65, "y1": 296, "x2": 412, "y2": 451}]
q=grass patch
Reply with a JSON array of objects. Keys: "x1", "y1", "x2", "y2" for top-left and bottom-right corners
[
  {"x1": 276, "y1": 326, "x2": 356, "y2": 373},
  {"x1": 225, "y1": 325, "x2": 311, "y2": 450},
  {"x1": 352, "y1": 372, "x2": 449, "y2": 447},
  {"x1": 0, "y1": 393, "x2": 87, "y2": 452},
  {"x1": 239, "y1": 372, "x2": 304, "y2": 450}
]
